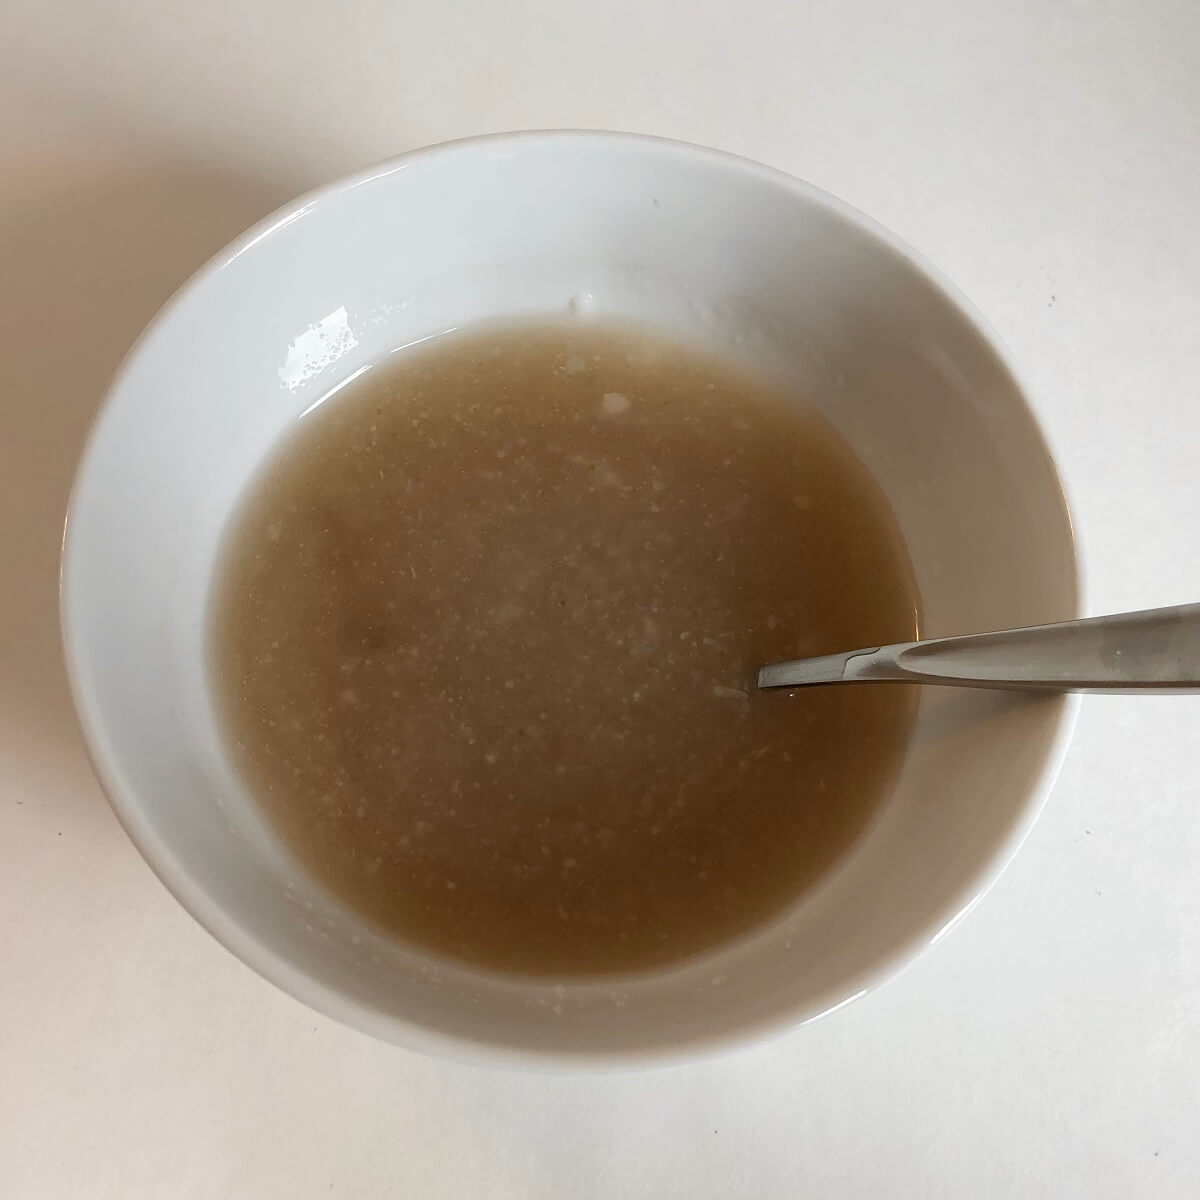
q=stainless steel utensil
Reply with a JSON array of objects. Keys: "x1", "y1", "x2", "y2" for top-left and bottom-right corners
[{"x1": 757, "y1": 603, "x2": 1200, "y2": 692}]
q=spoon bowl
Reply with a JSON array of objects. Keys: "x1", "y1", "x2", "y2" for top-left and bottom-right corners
[{"x1": 62, "y1": 131, "x2": 1079, "y2": 1062}]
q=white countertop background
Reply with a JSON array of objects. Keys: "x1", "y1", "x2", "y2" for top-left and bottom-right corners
[{"x1": 3, "y1": 1, "x2": 1199, "y2": 1195}]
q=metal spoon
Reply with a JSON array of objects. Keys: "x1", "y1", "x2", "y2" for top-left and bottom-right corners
[{"x1": 757, "y1": 603, "x2": 1200, "y2": 693}]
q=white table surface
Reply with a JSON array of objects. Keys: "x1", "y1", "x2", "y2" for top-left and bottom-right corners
[{"x1": 4, "y1": 2, "x2": 1199, "y2": 1195}]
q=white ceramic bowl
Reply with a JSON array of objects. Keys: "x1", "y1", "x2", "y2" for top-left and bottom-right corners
[{"x1": 62, "y1": 132, "x2": 1079, "y2": 1065}]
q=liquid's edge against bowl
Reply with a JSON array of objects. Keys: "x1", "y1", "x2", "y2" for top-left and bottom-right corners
[{"x1": 60, "y1": 130, "x2": 1084, "y2": 1070}]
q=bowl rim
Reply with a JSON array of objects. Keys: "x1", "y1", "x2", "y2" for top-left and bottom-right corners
[{"x1": 60, "y1": 129, "x2": 1085, "y2": 1069}]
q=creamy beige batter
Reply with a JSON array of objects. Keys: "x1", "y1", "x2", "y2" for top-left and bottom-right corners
[{"x1": 210, "y1": 321, "x2": 918, "y2": 975}]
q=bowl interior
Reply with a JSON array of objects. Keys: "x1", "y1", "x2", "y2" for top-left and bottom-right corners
[{"x1": 63, "y1": 133, "x2": 1078, "y2": 1062}]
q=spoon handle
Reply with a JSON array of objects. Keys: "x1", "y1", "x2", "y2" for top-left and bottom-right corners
[{"x1": 757, "y1": 603, "x2": 1200, "y2": 693}]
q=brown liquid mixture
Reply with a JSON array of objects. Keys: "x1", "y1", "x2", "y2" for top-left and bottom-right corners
[{"x1": 211, "y1": 322, "x2": 918, "y2": 976}]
